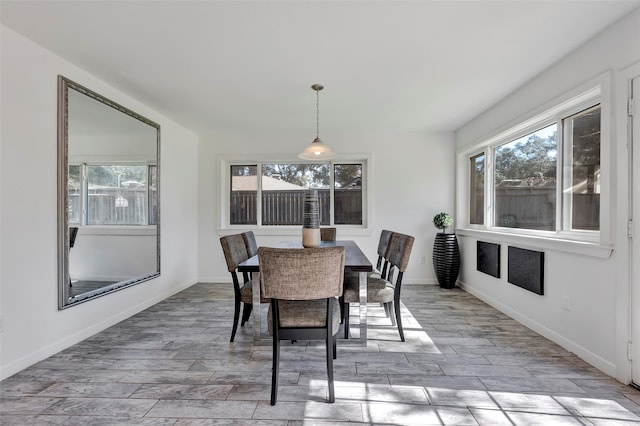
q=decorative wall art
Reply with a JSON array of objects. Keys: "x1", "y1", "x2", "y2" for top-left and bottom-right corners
[
  {"x1": 477, "y1": 241, "x2": 500, "y2": 278},
  {"x1": 507, "y1": 246, "x2": 544, "y2": 295}
]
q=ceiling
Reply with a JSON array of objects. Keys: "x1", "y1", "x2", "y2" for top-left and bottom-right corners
[{"x1": 2, "y1": 1, "x2": 639, "y2": 137}]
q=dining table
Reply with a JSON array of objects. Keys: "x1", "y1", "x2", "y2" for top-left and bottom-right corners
[{"x1": 237, "y1": 239, "x2": 373, "y2": 346}]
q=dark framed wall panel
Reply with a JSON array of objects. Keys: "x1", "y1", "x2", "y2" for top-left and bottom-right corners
[
  {"x1": 507, "y1": 246, "x2": 544, "y2": 295},
  {"x1": 477, "y1": 241, "x2": 500, "y2": 278}
]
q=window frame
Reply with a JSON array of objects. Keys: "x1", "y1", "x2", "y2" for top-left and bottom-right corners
[
  {"x1": 69, "y1": 162, "x2": 158, "y2": 228},
  {"x1": 219, "y1": 154, "x2": 371, "y2": 235},
  {"x1": 456, "y1": 74, "x2": 612, "y2": 258}
]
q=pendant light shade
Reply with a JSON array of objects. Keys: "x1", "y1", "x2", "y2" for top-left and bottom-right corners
[{"x1": 298, "y1": 84, "x2": 336, "y2": 160}]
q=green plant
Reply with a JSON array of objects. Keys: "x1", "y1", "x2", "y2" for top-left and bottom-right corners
[{"x1": 433, "y1": 212, "x2": 453, "y2": 233}]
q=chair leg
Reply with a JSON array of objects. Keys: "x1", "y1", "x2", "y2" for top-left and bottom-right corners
[
  {"x1": 231, "y1": 297, "x2": 241, "y2": 342},
  {"x1": 271, "y1": 336, "x2": 280, "y2": 405},
  {"x1": 394, "y1": 300, "x2": 405, "y2": 342},
  {"x1": 240, "y1": 303, "x2": 252, "y2": 326},
  {"x1": 387, "y1": 302, "x2": 396, "y2": 326},
  {"x1": 343, "y1": 303, "x2": 350, "y2": 339},
  {"x1": 333, "y1": 335, "x2": 337, "y2": 360},
  {"x1": 326, "y1": 334, "x2": 335, "y2": 403}
]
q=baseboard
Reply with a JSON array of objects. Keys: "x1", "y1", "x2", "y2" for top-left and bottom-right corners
[
  {"x1": 457, "y1": 281, "x2": 616, "y2": 378},
  {"x1": 0, "y1": 279, "x2": 197, "y2": 381},
  {"x1": 404, "y1": 278, "x2": 438, "y2": 285},
  {"x1": 198, "y1": 276, "x2": 233, "y2": 284}
]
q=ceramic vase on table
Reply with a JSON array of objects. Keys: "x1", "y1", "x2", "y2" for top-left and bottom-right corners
[{"x1": 302, "y1": 189, "x2": 321, "y2": 247}]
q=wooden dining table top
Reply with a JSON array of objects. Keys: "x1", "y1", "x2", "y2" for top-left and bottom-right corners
[{"x1": 237, "y1": 240, "x2": 373, "y2": 273}]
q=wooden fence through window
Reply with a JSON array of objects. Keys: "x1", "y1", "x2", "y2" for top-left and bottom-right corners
[{"x1": 231, "y1": 189, "x2": 362, "y2": 225}]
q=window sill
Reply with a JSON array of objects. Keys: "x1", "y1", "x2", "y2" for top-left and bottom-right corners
[
  {"x1": 456, "y1": 228, "x2": 613, "y2": 259},
  {"x1": 76, "y1": 226, "x2": 157, "y2": 236},
  {"x1": 217, "y1": 226, "x2": 372, "y2": 238}
]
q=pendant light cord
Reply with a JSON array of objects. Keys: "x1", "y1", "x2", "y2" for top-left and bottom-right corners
[{"x1": 316, "y1": 88, "x2": 320, "y2": 140}]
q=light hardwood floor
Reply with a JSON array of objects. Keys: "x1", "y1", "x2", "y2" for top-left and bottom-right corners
[{"x1": 1, "y1": 283, "x2": 639, "y2": 425}]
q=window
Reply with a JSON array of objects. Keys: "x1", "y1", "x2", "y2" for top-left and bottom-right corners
[
  {"x1": 229, "y1": 161, "x2": 365, "y2": 227},
  {"x1": 69, "y1": 164, "x2": 157, "y2": 226},
  {"x1": 466, "y1": 99, "x2": 601, "y2": 237},
  {"x1": 469, "y1": 153, "x2": 484, "y2": 225},
  {"x1": 494, "y1": 123, "x2": 558, "y2": 230},
  {"x1": 564, "y1": 105, "x2": 601, "y2": 231}
]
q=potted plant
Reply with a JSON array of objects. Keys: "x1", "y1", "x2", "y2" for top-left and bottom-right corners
[{"x1": 432, "y1": 212, "x2": 460, "y2": 289}]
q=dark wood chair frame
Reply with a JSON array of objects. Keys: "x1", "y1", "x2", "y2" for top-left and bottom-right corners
[
  {"x1": 220, "y1": 234, "x2": 256, "y2": 342},
  {"x1": 343, "y1": 232, "x2": 414, "y2": 342},
  {"x1": 259, "y1": 246, "x2": 345, "y2": 405}
]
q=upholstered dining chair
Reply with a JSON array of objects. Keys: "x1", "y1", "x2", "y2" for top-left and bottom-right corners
[
  {"x1": 241, "y1": 230, "x2": 258, "y2": 258},
  {"x1": 220, "y1": 234, "x2": 266, "y2": 342},
  {"x1": 342, "y1": 232, "x2": 414, "y2": 341},
  {"x1": 373, "y1": 229, "x2": 393, "y2": 277},
  {"x1": 320, "y1": 227, "x2": 336, "y2": 242},
  {"x1": 341, "y1": 229, "x2": 394, "y2": 322},
  {"x1": 68, "y1": 227, "x2": 79, "y2": 287},
  {"x1": 259, "y1": 246, "x2": 345, "y2": 405}
]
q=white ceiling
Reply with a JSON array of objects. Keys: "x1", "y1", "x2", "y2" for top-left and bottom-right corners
[{"x1": 2, "y1": 0, "x2": 639, "y2": 137}]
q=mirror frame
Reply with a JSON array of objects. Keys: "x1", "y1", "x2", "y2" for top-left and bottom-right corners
[{"x1": 57, "y1": 75, "x2": 161, "y2": 309}]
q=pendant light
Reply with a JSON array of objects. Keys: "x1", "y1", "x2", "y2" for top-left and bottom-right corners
[{"x1": 298, "y1": 84, "x2": 336, "y2": 160}]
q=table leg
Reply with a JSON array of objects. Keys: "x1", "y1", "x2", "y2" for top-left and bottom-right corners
[
  {"x1": 358, "y1": 270, "x2": 367, "y2": 343},
  {"x1": 251, "y1": 272, "x2": 267, "y2": 345}
]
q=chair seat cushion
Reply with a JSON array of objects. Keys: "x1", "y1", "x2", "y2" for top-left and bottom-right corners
[
  {"x1": 268, "y1": 297, "x2": 341, "y2": 335},
  {"x1": 345, "y1": 271, "x2": 382, "y2": 280},
  {"x1": 344, "y1": 273, "x2": 388, "y2": 290},
  {"x1": 343, "y1": 281, "x2": 394, "y2": 304},
  {"x1": 343, "y1": 275, "x2": 391, "y2": 303},
  {"x1": 240, "y1": 281, "x2": 269, "y2": 304}
]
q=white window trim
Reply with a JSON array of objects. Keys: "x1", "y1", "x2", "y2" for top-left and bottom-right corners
[
  {"x1": 456, "y1": 72, "x2": 612, "y2": 258},
  {"x1": 69, "y1": 161, "x2": 157, "y2": 229},
  {"x1": 217, "y1": 153, "x2": 372, "y2": 236}
]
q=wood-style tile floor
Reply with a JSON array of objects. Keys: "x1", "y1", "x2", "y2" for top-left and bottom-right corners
[{"x1": 2, "y1": 283, "x2": 639, "y2": 425}]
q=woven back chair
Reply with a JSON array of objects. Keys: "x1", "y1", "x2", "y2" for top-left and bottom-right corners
[
  {"x1": 375, "y1": 229, "x2": 393, "y2": 277},
  {"x1": 241, "y1": 231, "x2": 258, "y2": 257},
  {"x1": 343, "y1": 232, "x2": 414, "y2": 341},
  {"x1": 68, "y1": 227, "x2": 79, "y2": 287},
  {"x1": 341, "y1": 229, "x2": 394, "y2": 324},
  {"x1": 320, "y1": 227, "x2": 336, "y2": 242},
  {"x1": 220, "y1": 234, "x2": 264, "y2": 342},
  {"x1": 259, "y1": 246, "x2": 345, "y2": 405}
]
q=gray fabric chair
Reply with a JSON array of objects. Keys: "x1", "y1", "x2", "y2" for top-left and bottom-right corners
[
  {"x1": 241, "y1": 230, "x2": 258, "y2": 257},
  {"x1": 341, "y1": 229, "x2": 393, "y2": 322},
  {"x1": 259, "y1": 246, "x2": 345, "y2": 405},
  {"x1": 220, "y1": 234, "x2": 266, "y2": 342},
  {"x1": 373, "y1": 229, "x2": 393, "y2": 277},
  {"x1": 343, "y1": 232, "x2": 414, "y2": 341},
  {"x1": 320, "y1": 227, "x2": 336, "y2": 241},
  {"x1": 68, "y1": 227, "x2": 79, "y2": 287}
]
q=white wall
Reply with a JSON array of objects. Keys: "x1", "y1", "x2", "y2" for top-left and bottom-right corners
[
  {"x1": 197, "y1": 128, "x2": 456, "y2": 285},
  {"x1": 0, "y1": 26, "x2": 200, "y2": 379},
  {"x1": 454, "y1": 9, "x2": 640, "y2": 382}
]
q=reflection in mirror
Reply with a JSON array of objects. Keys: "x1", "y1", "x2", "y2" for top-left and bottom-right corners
[{"x1": 58, "y1": 76, "x2": 160, "y2": 309}]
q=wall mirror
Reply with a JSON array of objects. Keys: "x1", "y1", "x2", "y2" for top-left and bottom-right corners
[{"x1": 58, "y1": 75, "x2": 160, "y2": 309}]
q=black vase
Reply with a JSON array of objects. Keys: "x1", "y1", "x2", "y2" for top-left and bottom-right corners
[{"x1": 433, "y1": 233, "x2": 460, "y2": 289}]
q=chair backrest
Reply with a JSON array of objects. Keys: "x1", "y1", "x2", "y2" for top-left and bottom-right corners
[
  {"x1": 259, "y1": 247, "x2": 345, "y2": 300},
  {"x1": 377, "y1": 230, "x2": 393, "y2": 258},
  {"x1": 69, "y1": 227, "x2": 79, "y2": 248},
  {"x1": 376, "y1": 229, "x2": 394, "y2": 275},
  {"x1": 386, "y1": 232, "x2": 415, "y2": 273},
  {"x1": 242, "y1": 231, "x2": 258, "y2": 257},
  {"x1": 320, "y1": 227, "x2": 337, "y2": 241},
  {"x1": 220, "y1": 234, "x2": 250, "y2": 272}
]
